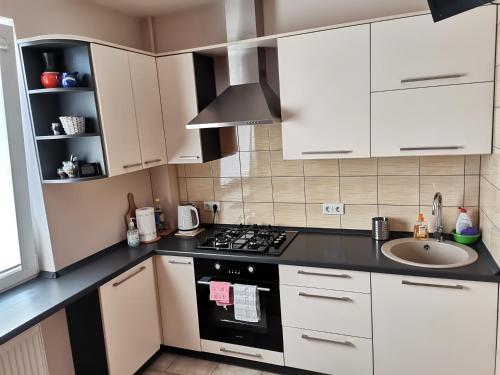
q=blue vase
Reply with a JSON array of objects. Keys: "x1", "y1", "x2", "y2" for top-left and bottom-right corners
[{"x1": 61, "y1": 72, "x2": 79, "y2": 88}]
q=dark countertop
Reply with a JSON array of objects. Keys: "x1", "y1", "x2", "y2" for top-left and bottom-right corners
[{"x1": 0, "y1": 227, "x2": 498, "y2": 345}]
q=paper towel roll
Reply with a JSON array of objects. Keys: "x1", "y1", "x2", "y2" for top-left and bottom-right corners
[{"x1": 136, "y1": 207, "x2": 157, "y2": 242}]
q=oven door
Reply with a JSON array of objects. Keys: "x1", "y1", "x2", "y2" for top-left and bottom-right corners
[{"x1": 196, "y1": 277, "x2": 283, "y2": 352}]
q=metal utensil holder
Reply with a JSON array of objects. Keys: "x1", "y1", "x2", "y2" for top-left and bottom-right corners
[{"x1": 372, "y1": 217, "x2": 390, "y2": 240}]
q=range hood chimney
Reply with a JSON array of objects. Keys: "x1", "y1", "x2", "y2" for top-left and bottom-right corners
[{"x1": 187, "y1": 0, "x2": 281, "y2": 129}]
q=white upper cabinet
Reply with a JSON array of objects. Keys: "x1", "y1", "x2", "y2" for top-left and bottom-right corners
[
  {"x1": 371, "y1": 6, "x2": 496, "y2": 91},
  {"x1": 372, "y1": 273, "x2": 497, "y2": 375},
  {"x1": 278, "y1": 25, "x2": 370, "y2": 159},
  {"x1": 91, "y1": 44, "x2": 143, "y2": 176},
  {"x1": 128, "y1": 52, "x2": 167, "y2": 168}
]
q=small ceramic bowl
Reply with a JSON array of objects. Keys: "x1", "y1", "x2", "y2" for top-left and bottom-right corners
[{"x1": 452, "y1": 229, "x2": 481, "y2": 245}]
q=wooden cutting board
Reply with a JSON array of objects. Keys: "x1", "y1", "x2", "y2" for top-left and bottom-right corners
[{"x1": 124, "y1": 192, "x2": 137, "y2": 230}]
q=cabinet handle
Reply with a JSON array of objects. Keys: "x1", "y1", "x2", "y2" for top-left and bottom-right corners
[
  {"x1": 220, "y1": 347, "x2": 263, "y2": 358},
  {"x1": 112, "y1": 266, "x2": 146, "y2": 287},
  {"x1": 402, "y1": 280, "x2": 464, "y2": 289},
  {"x1": 144, "y1": 159, "x2": 162, "y2": 164},
  {"x1": 299, "y1": 292, "x2": 352, "y2": 302},
  {"x1": 123, "y1": 162, "x2": 142, "y2": 169},
  {"x1": 301, "y1": 150, "x2": 353, "y2": 155},
  {"x1": 179, "y1": 155, "x2": 200, "y2": 160},
  {"x1": 168, "y1": 260, "x2": 192, "y2": 265},
  {"x1": 301, "y1": 334, "x2": 354, "y2": 347},
  {"x1": 400, "y1": 146, "x2": 463, "y2": 151},
  {"x1": 297, "y1": 270, "x2": 351, "y2": 278},
  {"x1": 400, "y1": 73, "x2": 465, "y2": 84}
]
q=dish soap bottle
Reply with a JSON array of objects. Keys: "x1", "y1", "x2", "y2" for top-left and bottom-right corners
[
  {"x1": 456, "y1": 207, "x2": 473, "y2": 234},
  {"x1": 127, "y1": 218, "x2": 140, "y2": 247},
  {"x1": 413, "y1": 213, "x2": 429, "y2": 240}
]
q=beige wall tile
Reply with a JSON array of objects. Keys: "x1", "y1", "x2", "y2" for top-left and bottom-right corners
[
  {"x1": 304, "y1": 177, "x2": 340, "y2": 203},
  {"x1": 304, "y1": 159, "x2": 339, "y2": 176},
  {"x1": 378, "y1": 176, "x2": 419, "y2": 205},
  {"x1": 481, "y1": 153, "x2": 500, "y2": 188},
  {"x1": 494, "y1": 108, "x2": 500, "y2": 149},
  {"x1": 378, "y1": 205, "x2": 419, "y2": 232},
  {"x1": 480, "y1": 176, "x2": 500, "y2": 227},
  {"x1": 272, "y1": 177, "x2": 305, "y2": 203},
  {"x1": 378, "y1": 157, "x2": 419, "y2": 176},
  {"x1": 240, "y1": 151, "x2": 271, "y2": 177},
  {"x1": 238, "y1": 125, "x2": 270, "y2": 151},
  {"x1": 274, "y1": 203, "x2": 306, "y2": 227},
  {"x1": 186, "y1": 178, "x2": 214, "y2": 201},
  {"x1": 464, "y1": 175, "x2": 480, "y2": 206},
  {"x1": 270, "y1": 150, "x2": 304, "y2": 176},
  {"x1": 420, "y1": 176, "x2": 464, "y2": 207},
  {"x1": 480, "y1": 210, "x2": 500, "y2": 266},
  {"x1": 176, "y1": 165, "x2": 186, "y2": 177},
  {"x1": 496, "y1": 66, "x2": 500, "y2": 107},
  {"x1": 178, "y1": 178, "x2": 187, "y2": 201},
  {"x1": 340, "y1": 177, "x2": 377, "y2": 204},
  {"x1": 465, "y1": 155, "x2": 481, "y2": 175},
  {"x1": 242, "y1": 177, "x2": 273, "y2": 202},
  {"x1": 244, "y1": 203, "x2": 274, "y2": 225},
  {"x1": 306, "y1": 204, "x2": 341, "y2": 229},
  {"x1": 269, "y1": 124, "x2": 283, "y2": 150},
  {"x1": 341, "y1": 205, "x2": 377, "y2": 230},
  {"x1": 214, "y1": 178, "x2": 242, "y2": 202},
  {"x1": 211, "y1": 153, "x2": 241, "y2": 177},
  {"x1": 184, "y1": 162, "x2": 212, "y2": 178},
  {"x1": 420, "y1": 156, "x2": 465, "y2": 175},
  {"x1": 217, "y1": 202, "x2": 245, "y2": 224},
  {"x1": 339, "y1": 158, "x2": 377, "y2": 176}
]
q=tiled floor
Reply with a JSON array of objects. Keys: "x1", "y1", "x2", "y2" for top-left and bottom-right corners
[{"x1": 142, "y1": 353, "x2": 281, "y2": 375}]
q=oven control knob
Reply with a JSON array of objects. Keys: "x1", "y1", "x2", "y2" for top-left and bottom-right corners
[
  {"x1": 247, "y1": 265, "x2": 255, "y2": 274},
  {"x1": 214, "y1": 262, "x2": 222, "y2": 270}
]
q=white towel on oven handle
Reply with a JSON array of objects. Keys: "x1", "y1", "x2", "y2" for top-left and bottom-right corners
[{"x1": 233, "y1": 283, "x2": 261, "y2": 323}]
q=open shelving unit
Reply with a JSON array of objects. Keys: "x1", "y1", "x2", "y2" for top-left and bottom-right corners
[{"x1": 19, "y1": 39, "x2": 107, "y2": 184}]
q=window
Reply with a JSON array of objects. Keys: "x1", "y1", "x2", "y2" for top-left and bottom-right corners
[{"x1": 0, "y1": 18, "x2": 37, "y2": 292}]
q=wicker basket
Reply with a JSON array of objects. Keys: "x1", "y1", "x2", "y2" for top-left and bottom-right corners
[{"x1": 59, "y1": 116, "x2": 85, "y2": 135}]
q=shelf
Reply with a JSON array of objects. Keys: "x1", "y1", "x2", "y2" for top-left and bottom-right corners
[
  {"x1": 43, "y1": 175, "x2": 106, "y2": 184},
  {"x1": 28, "y1": 87, "x2": 93, "y2": 95},
  {"x1": 36, "y1": 133, "x2": 99, "y2": 140}
]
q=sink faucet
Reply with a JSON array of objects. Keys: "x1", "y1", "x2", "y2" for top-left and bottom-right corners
[{"x1": 432, "y1": 192, "x2": 444, "y2": 242}]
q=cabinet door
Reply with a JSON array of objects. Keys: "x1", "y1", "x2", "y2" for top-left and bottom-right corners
[
  {"x1": 99, "y1": 258, "x2": 161, "y2": 375},
  {"x1": 157, "y1": 54, "x2": 204, "y2": 164},
  {"x1": 156, "y1": 255, "x2": 201, "y2": 351},
  {"x1": 372, "y1": 82, "x2": 493, "y2": 156},
  {"x1": 128, "y1": 52, "x2": 167, "y2": 168},
  {"x1": 278, "y1": 25, "x2": 370, "y2": 159},
  {"x1": 372, "y1": 273, "x2": 497, "y2": 375},
  {"x1": 372, "y1": 6, "x2": 496, "y2": 91},
  {"x1": 91, "y1": 44, "x2": 142, "y2": 176}
]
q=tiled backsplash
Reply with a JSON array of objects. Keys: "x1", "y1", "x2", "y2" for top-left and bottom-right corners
[{"x1": 177, "y1": 124, "x2": 479, "y2": 232}]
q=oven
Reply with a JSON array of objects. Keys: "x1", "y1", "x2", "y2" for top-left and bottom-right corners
[{"x1": 194, "y1": 258, "x2": 283, "y2": 352}]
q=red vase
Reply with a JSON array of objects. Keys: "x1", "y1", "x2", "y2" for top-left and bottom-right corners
[{"x1": 41, "y1": 72, "x2": 60, "y2": 88}]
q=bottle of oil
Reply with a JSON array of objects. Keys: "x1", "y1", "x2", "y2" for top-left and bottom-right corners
[{"x1": 413, "y1": 213, "x2": 429, "y2": 240}]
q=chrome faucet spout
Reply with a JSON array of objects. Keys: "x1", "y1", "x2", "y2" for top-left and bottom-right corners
[{"x1": 432, "y1": 192, "x2": 444, "y2": 242}]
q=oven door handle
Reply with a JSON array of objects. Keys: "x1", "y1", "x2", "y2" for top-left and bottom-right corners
[{"x1": 196, "y1": 278, "x2": 271, "y2": 293}]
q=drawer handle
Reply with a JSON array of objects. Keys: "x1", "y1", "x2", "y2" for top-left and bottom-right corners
[
  {"x1": 297, "y1": 270, "x2": 351, "y2": 278},
  {"x1": 220, "y1": 347, "x2": 263, "y2": 358},
  {"x1": 168, "y1": 260, "x2": 192, "y2": 265},
  {"x1": 144, "y1": 158, "x2": 162, "y2": 164},
  {"x1": 112, "y1": 266, "x2": 146, "y2": 287},
  {"x1": 400, "y1": 73, "x2": 465, "y2": 84},
  {"x1": 301, "y1": 150, "x2": 353, "y2": 155},
  {"x1": 298, "y1": 292, "x2": 352, "y2": 302},
  {"x1": 123, "y1": 162, "x2": 142, "y2": 169},
  {"x1": 402, "y1": 280, "x2": 464, "y2": 290},
  {"x1": 400, "y1": 146, "x2": 463, "y2": 151},
  {"x1": 179, "y1": 155, "x2": 200, "y2": 160},
  {"x1": 301, "y1": 334, "x2": 354, "y2": 347}
]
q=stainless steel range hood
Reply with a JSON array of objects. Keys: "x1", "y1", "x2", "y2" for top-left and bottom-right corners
[{"x1": 187, "y1": 0, "x2": 281, "y2": 129}]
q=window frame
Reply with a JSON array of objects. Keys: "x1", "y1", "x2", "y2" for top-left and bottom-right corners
[{"x1": 0, "y1": 17, "x2": 38, "y2": 292}]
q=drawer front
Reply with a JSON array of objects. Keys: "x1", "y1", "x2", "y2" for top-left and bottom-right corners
[
  {"x1": 281, "y1": 285, "x2": 372, "y2": 338},
  {"x1": 283, "y1": 327, "x2": 373, "y2": 375},
  {"x1": 279, "y1": 265, "x2": 370, "y2": 293},
  {"x1": 201, "y1": 339, "x2": 284, "y2": 366}
]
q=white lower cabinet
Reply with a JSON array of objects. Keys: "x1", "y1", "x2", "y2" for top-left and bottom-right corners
[
  {"x1": 99, "y1": 258, "x2": 161, "y2": 375},
  {"x1": 283, "y1": 327, "x2": 373, "y2": 375},
  {"x1": 372, "y1": 273, "x2": 498, "y2": 375},
  {"x1": 201, "y1": 339, "x2": 284, "y2": 366},
  {"x1": 156, "y1": 256, "x2": 201, "y2": 351}
]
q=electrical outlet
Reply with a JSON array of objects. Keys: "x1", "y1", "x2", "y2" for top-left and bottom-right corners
[
  {"x1": 323, "y1": 203, "x2": 344, "y2": 215},
  {"x1": 203, "y1": 201, "x2": 221, "y2": 211}
]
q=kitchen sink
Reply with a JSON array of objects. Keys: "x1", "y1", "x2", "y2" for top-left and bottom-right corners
[{"x1": 381, "y1": 238, "x2": 478, "y2": 268}]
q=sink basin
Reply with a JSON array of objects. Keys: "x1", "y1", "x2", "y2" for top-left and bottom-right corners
[{"x1": 381, "y1": 238, "x2": 478, "y2": 268}]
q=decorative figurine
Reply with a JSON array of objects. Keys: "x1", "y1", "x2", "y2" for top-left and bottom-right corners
[{"x1": 51, "y1": 122, "x2": 61, "y2": 135}]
